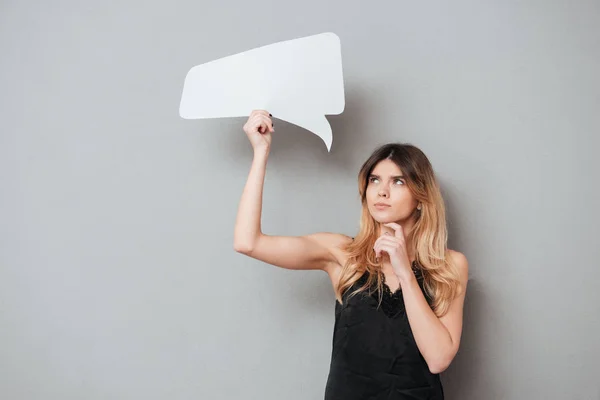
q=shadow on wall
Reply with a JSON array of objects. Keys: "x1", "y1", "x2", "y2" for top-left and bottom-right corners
[
  {"x1": 324, "y1": 83, "x2": 381, "y2": 173},
  {"x1": 440, "y1": 279, "x2": 486, "y2": 399},
  {"x1": 440, "y1": 182, "x2": 498, "y2": 398},
  {"x1": 215, "y1": 83, "x2": 380, "y2": 176}
]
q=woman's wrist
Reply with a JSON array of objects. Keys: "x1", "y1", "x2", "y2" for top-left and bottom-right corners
[
  {"x1": 253, "y1": 146, "x2": 270, "y2": 161},
  {"x1": 397, "y1": 270, "x2": 417, "y2": 287}
]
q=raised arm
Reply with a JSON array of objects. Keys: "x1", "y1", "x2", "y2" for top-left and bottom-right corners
[{"x1": 233, "y1": 110, "x2": 349, "y2": 272}]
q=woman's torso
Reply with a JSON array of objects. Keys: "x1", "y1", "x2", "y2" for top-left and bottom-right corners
[{"x1": 323, "y1": 264, "x2": 444, "y2": 400}]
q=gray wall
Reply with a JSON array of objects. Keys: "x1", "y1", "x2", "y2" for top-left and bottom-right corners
[{"x1": 1, "y1": 1, "x2": 599, "y2": 399}]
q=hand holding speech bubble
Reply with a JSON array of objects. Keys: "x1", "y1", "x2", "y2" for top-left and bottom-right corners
[{"x1": 179, "y1": 32, "x2": 345, "y2": 151}]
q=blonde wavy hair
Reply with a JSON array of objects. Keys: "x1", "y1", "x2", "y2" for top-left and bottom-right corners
[{"x1": 335, "y1": 143, "x2": 462, "y2": 317}]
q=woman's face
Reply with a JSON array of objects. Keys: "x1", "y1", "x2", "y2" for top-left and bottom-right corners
[{"x1": 366, "y1": 159, "x2": 419, "y2": 224}]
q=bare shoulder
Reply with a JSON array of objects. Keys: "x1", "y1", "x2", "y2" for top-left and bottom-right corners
[{"x1": 448, "y1": 249, "x2": 469, "y2": 284}]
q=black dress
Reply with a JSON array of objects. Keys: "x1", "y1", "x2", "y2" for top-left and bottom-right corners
[{"x1": 324, "y1": 264, "x2": 444, "y2": 399}]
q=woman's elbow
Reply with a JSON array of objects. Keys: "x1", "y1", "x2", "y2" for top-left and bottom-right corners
[
  {"x1": 233, "y1": 240, "x2": 254, "y2": 255},
  {"x1": 427, "y1": 353, "x2": 455, "y2": 374},
  {"x1": 428, "y1": 361, "x2": 450, "y2": 375}
]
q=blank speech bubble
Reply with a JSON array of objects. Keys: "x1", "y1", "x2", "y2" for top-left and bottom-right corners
[{"x1": 179, "y1": 32, "x2": 345, "y2": 151}]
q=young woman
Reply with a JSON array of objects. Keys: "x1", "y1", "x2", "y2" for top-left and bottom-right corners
[{"x1": 234, "y1": 110, "x2": 469, "y2": 399}]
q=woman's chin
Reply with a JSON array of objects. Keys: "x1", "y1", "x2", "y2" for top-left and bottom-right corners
[
  {"x1": 370, "y1": 211, "x2": 410, "y2": 225},
  {"x1": 370, "y1": 213, "x2": 397, "y2": 224}
]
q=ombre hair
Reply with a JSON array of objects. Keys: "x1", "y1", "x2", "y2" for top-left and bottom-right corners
[{"x1": 335, "y1": 143, "x2": 462, "y2": 317}]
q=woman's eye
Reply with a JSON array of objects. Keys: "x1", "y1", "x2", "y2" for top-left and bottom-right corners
[
  {"x1": 369, "y1": 177, "x2": 379, "y2": 183},
  {"x1": 394, "y1": 179, "x2": 404, "y2": 185}
]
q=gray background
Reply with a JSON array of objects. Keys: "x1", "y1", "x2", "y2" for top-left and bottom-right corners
[{"x1": 1, "y1": 1, "x2": 599, "y2": 399}]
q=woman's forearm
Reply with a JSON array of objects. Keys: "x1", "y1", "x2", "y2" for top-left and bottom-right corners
[
  {"x1": 233, "y1": 149, "x2": 269, "y2": 253},
  {"x1": 400, "y1": 274, "x2": 454, "y2": 374}
]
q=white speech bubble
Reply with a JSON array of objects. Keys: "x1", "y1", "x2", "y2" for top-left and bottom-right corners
[{"x1": 179, "y1": 32, "x2": 345, "y2": 151}]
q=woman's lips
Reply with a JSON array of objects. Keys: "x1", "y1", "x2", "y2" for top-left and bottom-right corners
[{"x1": 374, "y1": 203, "x2": 390, "y2": 210}]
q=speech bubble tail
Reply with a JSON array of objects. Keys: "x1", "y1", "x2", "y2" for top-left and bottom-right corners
[{"x1": 275, "y1": 114, "x2": 333, "y2": 152}]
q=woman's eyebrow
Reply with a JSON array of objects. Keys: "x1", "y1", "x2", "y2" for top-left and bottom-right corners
[{"x1": 369, "y1": 174, "x2": 405, "y2": 179}]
